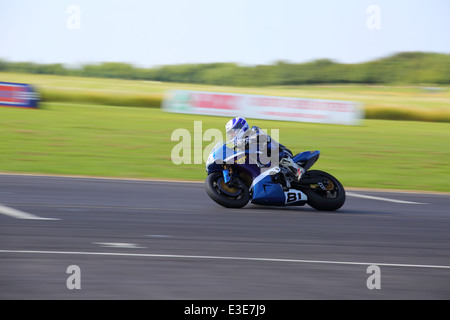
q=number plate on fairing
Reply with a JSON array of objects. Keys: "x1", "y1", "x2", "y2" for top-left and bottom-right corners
[{"x1": 284, "y1": 190, "x2": 308, "y2": 204}]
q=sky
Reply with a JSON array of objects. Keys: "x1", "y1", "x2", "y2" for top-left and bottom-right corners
[{"x1": 0, "y1": 0, "x2": 449, "y2": 67}]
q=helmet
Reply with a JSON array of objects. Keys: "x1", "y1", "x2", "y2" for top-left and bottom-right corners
[{"x1": 225, "y1": 117, "x2": 249, "y2": 141}]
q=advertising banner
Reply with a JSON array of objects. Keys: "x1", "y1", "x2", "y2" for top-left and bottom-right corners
[
  {"x1": 0, "y1": 82, "x2": 40, "y2": 108},
  {"x1": 162, "y1": 90, "x2": 363, "y2": 125}
]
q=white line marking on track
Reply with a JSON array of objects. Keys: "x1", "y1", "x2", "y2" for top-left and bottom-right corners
[
  {"x1": 346, "y1": 192, "x2": 427, "y2": 204},
  {"x1": 93, "y1": 242, "x2": 146, "y2": 249},
  {"x1": 0, "y1": 250, "x2": 449, "y2": 270},
  {"x1": 146, "y1": 235, "x2": 173, "y2": 238},
  {"x1": 0, "y1": 204, "x2": 60, "y2": 220}
]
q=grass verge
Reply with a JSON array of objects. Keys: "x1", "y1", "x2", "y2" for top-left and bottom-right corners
[{"x1": 1, "y1": 102, "x2": 449, "y2": 192}]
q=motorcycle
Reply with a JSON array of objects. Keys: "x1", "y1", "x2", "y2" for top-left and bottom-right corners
[{"x1": 205, "y1": 141, "x2": 345, "y2": 211}]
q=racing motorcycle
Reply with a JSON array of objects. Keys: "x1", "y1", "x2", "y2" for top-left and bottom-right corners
[{"x1": 205, "y1": 141, "x2": 345, "y2": 211}]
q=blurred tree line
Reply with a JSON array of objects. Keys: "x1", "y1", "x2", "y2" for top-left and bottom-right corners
[{"x1": 1, "y1": 52, "x2": 449, "y2": 86}]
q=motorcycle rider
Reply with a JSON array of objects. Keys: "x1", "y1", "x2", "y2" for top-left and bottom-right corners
[{"x1": 225, "y1": 117, "x2": 305, "y2": 182}]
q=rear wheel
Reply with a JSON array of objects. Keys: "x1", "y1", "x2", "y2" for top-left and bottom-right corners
[
  {"x1": 205, "y1": 172, "x2": 250, "y2": 208},
  {"x1": 302, "y1": 170, "x2": 345, "y2": 211}
]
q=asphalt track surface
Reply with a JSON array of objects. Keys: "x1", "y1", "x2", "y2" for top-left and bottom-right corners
[{"x1": 1, "y1": 173, "x2": 449, "y2": 300}]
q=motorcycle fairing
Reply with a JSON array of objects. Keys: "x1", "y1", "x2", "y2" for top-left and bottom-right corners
[
  {"x1": 206, "y1": 141, "x2": 262, "y2": 179},
  {"x1": 250, "y1": 167, "x2": 308, "y2": 206},
  {"x1": 292, "y1": 150, "x2": 320, "y2": 171}
]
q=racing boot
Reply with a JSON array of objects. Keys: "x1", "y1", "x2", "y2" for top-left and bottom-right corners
[{"x1": 280, "y1": 157, "x2": 305, "y2": 181}]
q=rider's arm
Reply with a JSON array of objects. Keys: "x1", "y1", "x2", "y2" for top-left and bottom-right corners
[{"x1": 250, "y1": 126, "x2": 272, "y2": 145}]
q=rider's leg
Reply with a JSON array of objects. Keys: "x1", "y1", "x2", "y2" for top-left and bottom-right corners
[{"x1": 279, "y1": 152, "x2": 304, "y2": 181}]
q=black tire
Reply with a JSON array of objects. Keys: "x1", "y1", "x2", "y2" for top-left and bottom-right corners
[
  {"x1": 302, "y1": 170, "x2": 346, "y2": 211},
  {"x1": 205, "y1": 172, "x2": 250, "y2": 208}
]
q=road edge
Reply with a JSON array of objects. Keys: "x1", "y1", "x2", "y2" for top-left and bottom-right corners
[{"x1": 1, "y1": 171, "x2": 449, "y2": 195}]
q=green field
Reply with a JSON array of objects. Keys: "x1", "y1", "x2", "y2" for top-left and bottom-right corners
[
  {"x1": 1, "y1": 101, "x2": 449, "y2": 192},
  {"x1": 2, "y1": 72, "x2": 450, "y2": 122},
  {"x1": 1, "y1": 72, "x2": 449, "y2": 192}
]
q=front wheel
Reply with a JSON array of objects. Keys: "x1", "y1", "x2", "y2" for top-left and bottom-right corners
[
  {"x1": 302, "y1": 170, "x2": 346, "y2": 211},
  {"x1": 205, "y1": 172, "x2": 250, "y2": 208}
]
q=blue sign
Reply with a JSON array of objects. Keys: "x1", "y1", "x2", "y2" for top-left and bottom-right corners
[{"x1": 0, "y1": 82, "x2": 40, "y2": 108}]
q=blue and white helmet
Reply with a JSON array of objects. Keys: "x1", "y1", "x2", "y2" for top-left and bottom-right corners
[{"x1": 225, "y1": 117, "x2": 249, "y2": 142}]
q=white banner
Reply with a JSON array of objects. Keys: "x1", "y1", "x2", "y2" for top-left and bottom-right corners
[{"x1": 162, "y1": 90, "x2": 364, "y2": 125}]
